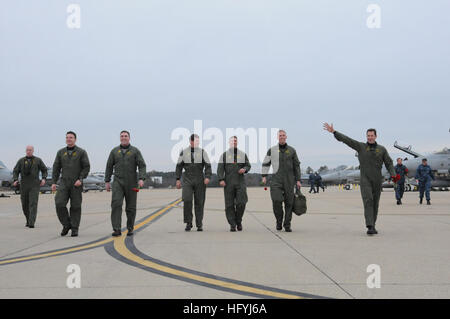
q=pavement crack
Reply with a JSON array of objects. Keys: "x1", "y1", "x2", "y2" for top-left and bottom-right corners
[{"x1": 249, "y1": 211, "x2": 356, "y2": 299}]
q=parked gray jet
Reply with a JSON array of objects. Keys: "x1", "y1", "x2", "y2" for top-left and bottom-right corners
[
  {"x1": 320, "y1": 166, "x2": 360, "y2": 185},
  {"x1": 386, "y1": 142, "x2": 450, "y2": 190},
  {"x1": 0, "y1": 161, "x2": 13, "y2": 187},
  {"x1": 13, "y1": 168, "x2": 105, "y2": 194}
]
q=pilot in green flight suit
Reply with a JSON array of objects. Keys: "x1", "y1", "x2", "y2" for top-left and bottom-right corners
[
  {"x1": 176, "y1": 134, "x2": 212, "y2": 231},
  {"x1": 51, "y1": 131, "x2": 90, "y2": 237},
  {"x1": 217, "y1": 136, "x2": 251, "y2": 232},
  {"x1": 262, "y1": 130, "x2": 302, "y2": 232},
  {"x1": 105, "y1": 130, "x2": 146, "y2": 237},
  {"x1": 13, "y1": 145, "x2": 48, "y2": 228},
  {"x1": 324, "y1": 123, "x2": 398, "y2": 235}
]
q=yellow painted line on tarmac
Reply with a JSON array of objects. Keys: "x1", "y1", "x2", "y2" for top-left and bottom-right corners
[
  {"x1": 112, "y1": 199, "x2": 305, "y2": 299},
  {"x1": 2, "y1": 198, "x2": 309, "y2": 299},
  {"x1": 0, "y1": 199, "x2": 182, "y2": 266},
  {"x1": 0, "y1": 237, "x2": 113, "y2": 265}
]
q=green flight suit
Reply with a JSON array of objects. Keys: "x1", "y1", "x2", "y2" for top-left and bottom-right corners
[
  {"x1": 13, "y1": 156, "x2": 48, "y2": 226},
  {"x1": 262, "y1": 143, "x2": 301, "y2": 228},
  {"x1": 52, "y1": 146, "x2": 90, "y2": 231},
  {"x1": 105, "y1": 144, "x2": 146, "y2": 231},
  {"x1": 176, "y1": 147, "x2": 212, "y2": 227},
  {"x1": 334, "y1": 131, "x2": 395, "y2": 227},
  {"x1": 217, "y1": 148, "x2": 251, "y2": 227}
]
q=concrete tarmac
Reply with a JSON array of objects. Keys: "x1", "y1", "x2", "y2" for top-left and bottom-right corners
[{"x1": 0, "y1": 187, "x2": 449, "y2": 299}]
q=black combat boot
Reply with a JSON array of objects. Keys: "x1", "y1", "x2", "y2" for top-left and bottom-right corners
[
  {"x1": 237, "y1": 224, "x2": 243, "y2": 231},
  {"x1": 284, "y1": 226, "x2": 292, "y2": 232},
  {"x1": 397, "y1": 200, "x2": 401, "y2": 205},
  {"x1": 367, "y1": 226, "x2": 376, "y2": 235},
  {"x1": 427, "y1": 200, "x2": 431, "y2": 205},
  {"x1": 112, "y1": 229, "x2": 121, "y2": 237},
  {"x1": 276, "y1": 223, "x2": 282, "y2": 231},
  {"x1": 185, "y1": 223, "x2": 192, "y2": 231},
  {"x1": 420, "y1": 198, "x2": 423, "y2": 204},
  {"x1": 230, "y1": 226, "x2": 236, "y2": 232},
  {"x1": 71, "y1": 229, "x2": 78, "y2": 237},
  {"x1": 61, "y1": 226, "x2": 71, "y2": 236},
  {"x1": 127, "y1": 228, "x2": 134, "y2": 236}
]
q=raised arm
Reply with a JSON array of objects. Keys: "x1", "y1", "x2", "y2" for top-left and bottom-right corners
[{"x1": 323, "y1": 123, "x2": 362, "y2": 152}]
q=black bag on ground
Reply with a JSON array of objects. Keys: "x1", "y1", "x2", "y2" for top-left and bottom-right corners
[{"x1": 293, "y1": 187, "x2": 307, "y2": 216}]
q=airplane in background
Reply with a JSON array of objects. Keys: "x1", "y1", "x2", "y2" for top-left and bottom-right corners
[
  {"x1": 11, "y1": 168, "x2": 106, "y2": 194},
  {"x1": 0, "y1": 161, "x2": 13, "y2": 187},
  {"x1": 381, "y1": 142, "x2": 450, "y2": 191},
  {"x1": 320, "y1": 165, "x2": 360, "y2": 186},
  {"x1": 0, "y1": 161, "x2": 14, "y2": 197},
  {"x1": 320, "y1": 141, "x2": 450, "y2": 191}
]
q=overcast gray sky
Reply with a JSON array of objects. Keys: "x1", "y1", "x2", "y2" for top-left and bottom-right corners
[{"x1": 1, "y1": 0, "x2": 449, "y2": 173}]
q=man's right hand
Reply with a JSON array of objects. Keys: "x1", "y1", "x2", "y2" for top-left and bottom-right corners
[
  {"x1": 219, "y1": 180, "x2": 226, "y2": 187},
  {"x1": 323, "y1": 122, "x2": 335, "y2": 133},
  {"x1": 262, "y1": 177, "x2": 267, "y2": 185},
  {"x1": 51, "y1": 184, "x2": 57, "y2": 192},
  {"x1": 106, "y1": 182, "x2": 111, "y2": 192},
  {"x1": 176, "y1": 180, "x2": 181, "y2": 189},
  {"x1": 13, "y1": 181, "x2": 18, "y2": 187}
]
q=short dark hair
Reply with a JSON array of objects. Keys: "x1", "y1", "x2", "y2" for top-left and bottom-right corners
[
  {"x1": 397, "y1": 157, "x2": 402, "y2": 161},
  {"x1": 229, "y1": 136, "x2": 238, "y2": 140},
  {"x1": 120, "y1": 130, "x2": 130, "y2": 137},
  {"x1": 190, "y1": 134, "x2": 199, "y2": 141},
  {"x1": 366, "y1": 128, "x2": 377, "y2": 136},
  {"x1": 66, "y1": 131, "x2": 77, "y2": 139}
]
